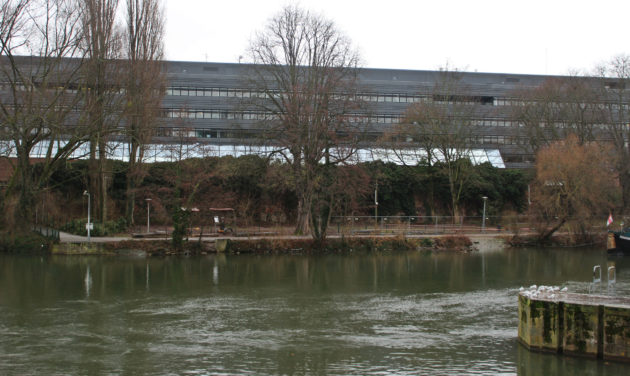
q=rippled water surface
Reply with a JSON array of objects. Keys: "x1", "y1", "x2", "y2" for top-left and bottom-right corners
[{"x1": 1, "y1": 247, "x2": 630, "y2": 375}]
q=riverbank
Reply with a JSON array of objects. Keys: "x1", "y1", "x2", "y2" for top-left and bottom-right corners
[
  {"x1": 3, "y1": 229, "x2": 611, "y2": 255},
  {"x1": 49, "y1": 234, "x2": 480, "y2": 256},
  {"x1": 508, "y1": 233, "x2": 606, "y2": 248},
  {"x1": 0, "y1": 232, "x2": 55, "y2": 254}
]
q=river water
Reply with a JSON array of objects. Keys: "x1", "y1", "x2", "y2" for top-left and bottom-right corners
[{"x1": 1, "y1": 247, "x2": 630, "y2": 375}]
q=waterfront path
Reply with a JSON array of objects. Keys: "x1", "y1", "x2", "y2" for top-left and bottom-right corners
[
  {"x1": 58, "y1": 230, "x2": 514, "y2": 244},
  {"x1": 59, "y1": 231, "x2": 130, "y2": 243}
]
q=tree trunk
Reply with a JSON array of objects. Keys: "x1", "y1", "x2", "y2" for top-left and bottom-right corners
[
  {"x1": 88, "y1": 138, "x2": 99, "y2": 221},
  {"x1": 538, "y1": 217, "x2": 567, "y2": 244},
  {"x1": 98, "y1": 139, "x2": 108, "y2": 224},
  {"x1": 311, "y1": 193, "x2": 333, "y2": 242},
  {"x1": 125, "y1": 143, "x2": 139, "y2": 225},
  {"x1": 295, "y1": 191, "x2": 312, "y2": 235},
  {"x1": 15, "y1": 148, "x2": 35, "y2": 230},
  {"x1": 311, "y1": 153, "x2": 334, "y2": 241},
  {"x1": 620, "y1": 167, "x2": 630, "y2": 214},
  {"x1": 448, "y1": 171, "x2": 460, "y2": 224}
]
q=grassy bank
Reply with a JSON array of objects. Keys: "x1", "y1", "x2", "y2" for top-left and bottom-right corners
[{"x1": 0, "y1": 232, "x2": 55, "y2": 254}]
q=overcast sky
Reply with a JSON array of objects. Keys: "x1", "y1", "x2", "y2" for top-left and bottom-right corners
[{"x1": 164, "y1": 0, "x2": 630, "y2": 76}]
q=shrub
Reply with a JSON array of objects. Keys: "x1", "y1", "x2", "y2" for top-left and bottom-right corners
[
  {"x1": 433, "y1": 235, "x2": 472, "y2": 250},
  {"x1": 420, "y1": 238, "x2": 434, "y2": 247},
  {"x1": 61, "y1": 218, "x2": 128, "y2": 237},
  {"x1": 0, "y1": 232, "x2": 52, "y2": 253}
]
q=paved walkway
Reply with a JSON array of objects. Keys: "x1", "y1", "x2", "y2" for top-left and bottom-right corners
[
  {"x1": 59, "y1": 231, "x2": 131, "y2": 243},
  {"x1": 58, "y1": 230, "x2": 513, "y2": 244}
]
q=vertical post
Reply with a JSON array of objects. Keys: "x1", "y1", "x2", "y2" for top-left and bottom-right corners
[
  {"x1": 527, "y1": 184, "x2": 531, "y2": 206},
  {"x1": 83, "y1": 191, "x2": 91, "y2": 243},
  {"x1": 482, "y1": 196, "x2": 488, "y2": 233},
  {"x1": 375, "y1": 182, "x2": 378, "y2": 232},
  {"x1": 593, "y1": 265, "x2": 602, "y2": 283},
  {"x1": 608, "y1": 266, "x2": 616, "y2": 294},
  {"x1": 146, "y1": 198, "x2": 152, "y2": 233}
]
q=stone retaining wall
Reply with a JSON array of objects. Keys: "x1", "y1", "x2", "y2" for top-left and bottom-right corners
[{"x1": 518, "y1": 292, "x2": 630, "y2": 361}]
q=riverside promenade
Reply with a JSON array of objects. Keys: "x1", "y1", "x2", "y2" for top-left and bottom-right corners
[
  {"x1": 53, "y1": 228, "x2": 509, "y2": 254},
  {"x1": 57, "y1": 230, "x2": 510, "y2": 244}
]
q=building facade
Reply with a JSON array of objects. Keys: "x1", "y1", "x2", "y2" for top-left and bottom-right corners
[
  {"x1": 3, "y1": 58, "x2": 622, "y2": 169},
  {"x1": 160, "y1": 61, "x2": 585, "y2": 169}
]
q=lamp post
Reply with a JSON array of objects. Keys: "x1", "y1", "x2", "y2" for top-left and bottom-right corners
[
  {"x1": 83, "y1": 190, "x2": 91, "y2": 242},
  {"x1": 482, "y1": 196, "x2": 488, "y2": 233},
  {"x1": 375, "y1": 182, "x2": 378, "y2": 230},
  {"x1": 145, "y1": 198, "x2": 152, "y2": 233}
]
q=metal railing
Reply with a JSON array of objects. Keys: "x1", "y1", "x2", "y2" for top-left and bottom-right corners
[
  {"x1": 32, "y1": 225, "x2": 60, "y2": 242},
  {"x1": 589, "y1": 264, "x2": 617, "y2": 295},
  {"x1": 330, "y1": 215, "x2": 529, "y2": 236}
]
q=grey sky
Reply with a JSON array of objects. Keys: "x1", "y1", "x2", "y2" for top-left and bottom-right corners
[{"x1": 164, "y1": 0, "x2": 630, "y2": 75}]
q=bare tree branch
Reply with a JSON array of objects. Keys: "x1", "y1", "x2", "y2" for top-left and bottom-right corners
[{"x1": 246, "y1": 5, "x2": 363, "y2": 239}]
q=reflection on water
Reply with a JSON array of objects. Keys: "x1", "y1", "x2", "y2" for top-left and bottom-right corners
[
  {"x1": 84, "y1": 265, "x2": 92, "y2": 298},
  {"x1": 1, "y1": 248, "x2": 630, "y2": 375}
]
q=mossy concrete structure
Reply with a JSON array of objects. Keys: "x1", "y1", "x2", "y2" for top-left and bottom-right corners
[
  {"x1": 518, "y1": 292, "x2": 630, "y2": 361},
  {"x1": 51, "y1": 242, "x2": 107, "y2": 254}
]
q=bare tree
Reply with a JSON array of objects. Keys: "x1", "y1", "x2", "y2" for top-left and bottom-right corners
[
  {"x1": 595, "y1": 55, "x2": 630, "y2": 213},
  {"x1": 80, "y1": 0, "x2": 123, "y2": 224},
  {"x1": 122, "y1": 0, "x2": 165, "y2": 225},
  {"x1": 0, "y1": 0, "x2": 88, "y2": 230},
  {"x1": 511, "y1": 76, "x2": 601, "y2": 155},
  {"x1": 529, "y1": 135, "x2": 618, "y2": 243},
  {"x1": 156, "y1": 127, "x2": 214, "y2": 249},
  {"x1": 246, "y1": 6, "x2": 363, "y2": 240},
  {"x1": 384, "y1": 68, "x2": 479, "y2": 221}
]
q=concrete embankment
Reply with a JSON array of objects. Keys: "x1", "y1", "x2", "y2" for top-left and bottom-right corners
[
  {"x1": 49, "y1": 234, "x2": 485, "y2": 255},
  {"x1": 518, "y1": 290, "x2": 630, "y2": 362}
]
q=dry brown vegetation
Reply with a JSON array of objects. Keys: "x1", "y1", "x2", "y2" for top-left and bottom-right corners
[{"x1": 528, "y1": 135, "x2": 619, "y2": 242}]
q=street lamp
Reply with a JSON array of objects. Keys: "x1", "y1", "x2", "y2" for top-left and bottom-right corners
[
  {"x1": 145, "y1": 198, "x2": 152, "y2": 233},
  {"x1": 83, "y1": 190, "x2": 91, "y2": 242},
  {"x1": 482, "y1": 196, "x2": 488, "y2": 233},
  {"x1": 375, "y1": 182, "x2": 378, "y2": 230}
]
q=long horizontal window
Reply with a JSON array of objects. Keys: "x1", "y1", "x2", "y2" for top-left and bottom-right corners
[
  {"x1": 165, "y1": 86, "x2": 433, "y2": 104},
  {"x1": 161, "y1": 108, "x2": 403, "y2": 124}
]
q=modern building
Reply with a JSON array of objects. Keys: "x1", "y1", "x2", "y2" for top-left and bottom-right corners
[
  {"x1": 160, "y1": 60, "x2": 604, "y2": 169},
  {"x1": 3, "y1": 58, "x2": 620, "y2": 169}
]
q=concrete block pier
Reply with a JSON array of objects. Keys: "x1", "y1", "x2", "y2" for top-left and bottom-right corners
[{"x1": 518, "y1": 288, "x2": 630, "y2": 361}]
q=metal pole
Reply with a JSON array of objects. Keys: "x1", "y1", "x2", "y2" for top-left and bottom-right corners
[
  {"x1": 146, "y1": 198, "x2": 152, "y2": 233},
  {"x1": 375, "y1": 182, "x2": 378, "y2": 231},
  {"x1": 84, "y1": 191, "x2": 91, "y2": 243},
  {"x1": 482, "y1": 196, "x2": 488, "y2": 233}
]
